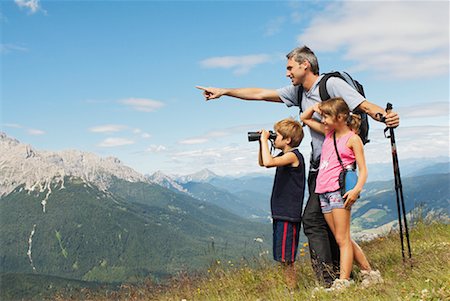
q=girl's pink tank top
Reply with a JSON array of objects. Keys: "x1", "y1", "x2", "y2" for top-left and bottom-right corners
[{"x1": 315, "y1": 131, "x2": 356, "y2": 194}]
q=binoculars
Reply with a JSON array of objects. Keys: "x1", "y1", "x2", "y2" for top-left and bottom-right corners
[{"x1": 248, "y1": 131, "x2": 277, "y2": 142}]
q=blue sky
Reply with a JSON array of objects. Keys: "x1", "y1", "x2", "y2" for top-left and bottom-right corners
[{"x1": 1, "y1": 0, "x2": 449, "y2": 177}]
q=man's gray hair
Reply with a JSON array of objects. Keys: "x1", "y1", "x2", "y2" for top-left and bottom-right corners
[{"x1": 286, "y1": 46, "x2": 319, "y2": 75}]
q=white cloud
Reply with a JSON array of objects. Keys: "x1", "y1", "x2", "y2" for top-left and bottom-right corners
[
  {"x1": 179, "y1": 138, "x2": 208, "y2": 145},
  {"x1": 0, "y1": 44, "x2": 28, "y2": 54},
  {"x1": 2, "y1": 123, "x2": 23, "y2": 128},
  {"x1": 398, "y1": 102, "x2": 449, "y2": 119},
  {"x1": 97, "y1": 137, "x2": 134, "y2": 148},
  {"x1": 200, "y1": 54, "x2": 272, "y2": 75},
  {"x1": 89, "y1": 124, "x2": 127, "y2": 133},
  {"x1": 364, "y1": 125, "x2": 449, "y2": 163},
  {"x1": 131, "y1": 128, "x2": 151, "y2": 138},
  {"x1": 168, "y1": 145, "x2": 271, "y2": 176},
  {"x1": 297, "y1": 1, "x2": 449, "y2": 79},
  {"x1": 2, "y1": 123, "x2": 45, "y2": 136},
  {"x1": 177, "y1": 123, "x2": 273, "y2": 145},
  {"x1": 119, "y1": 98, "x2": 164, "y2": 112},
  {"x1": 27, "y1": 128, "x2": 45, "y2": 135},
  {"x1": 146, "y1": 144, "x2": 166, "y2": 153},
  {"x1": 14, "y1": 0, "x2": 44, "y2": 15}
]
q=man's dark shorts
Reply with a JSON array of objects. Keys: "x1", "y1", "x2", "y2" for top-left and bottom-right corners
[{"x1": 273, "y1": 219, "x2": 301, "y2": 263}]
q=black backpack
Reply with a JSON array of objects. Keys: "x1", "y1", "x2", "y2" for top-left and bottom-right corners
[{"x1": 298, "y1": 71, "x2": 370, "y2": 145}]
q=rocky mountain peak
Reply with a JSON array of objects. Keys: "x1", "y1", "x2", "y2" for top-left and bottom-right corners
[
  {"x1": 147, "y1": 170, "x2": 189, "y2": 194},
  {"x1": 0, "y1": 132, "x2": 149, "y2": 197},
  {"x1": 177, "y1": 168, "x2": 218, "y2": 183}
]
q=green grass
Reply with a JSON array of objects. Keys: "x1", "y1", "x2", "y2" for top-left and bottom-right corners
[{"x1": 51, "y1": 220, "x2": 449, "y2": 301}]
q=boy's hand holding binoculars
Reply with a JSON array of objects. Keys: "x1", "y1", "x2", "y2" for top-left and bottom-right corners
[{"x1": 259, "y1": 129, "x2": 271, "y2": 141}]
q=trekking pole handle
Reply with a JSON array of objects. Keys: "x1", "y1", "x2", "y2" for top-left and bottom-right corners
[
  {"x1": 385, "y1": 102, "x2": 393, "y2": 113},
  {"x1": 382, "y1": 102, "x2": 394, "y2": 138},
  {"x1": 377, "y1": 102, "x2": 393, "y2": 124}
]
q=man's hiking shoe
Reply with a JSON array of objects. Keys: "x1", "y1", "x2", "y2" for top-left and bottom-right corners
[{"x1": 360, "y1": 270, "x2": 384, "y2": 288}]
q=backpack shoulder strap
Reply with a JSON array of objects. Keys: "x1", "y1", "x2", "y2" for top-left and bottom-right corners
[
  {"x1": 297, "y1": 85, "x2": 304, "y2": 113},
  {"x1": 318, "y1": 71, "x2": 346, "y2": 101}
]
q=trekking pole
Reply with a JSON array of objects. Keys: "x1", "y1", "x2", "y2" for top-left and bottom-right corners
[{"x1": 382, "y1": 103, "x2": 412, "y2": 263}]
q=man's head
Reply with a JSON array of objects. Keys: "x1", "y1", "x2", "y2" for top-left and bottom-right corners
[
  {"x1": 274, "y1": 117, "x2": 304, "y2": 148},
  {"x1": 286, "y1": 46, "x2": 320, "y2": 76}
]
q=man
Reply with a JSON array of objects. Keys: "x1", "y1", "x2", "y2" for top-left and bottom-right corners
[{"x1": 196, "y1": 46, "x2": 399, "y2": 286}]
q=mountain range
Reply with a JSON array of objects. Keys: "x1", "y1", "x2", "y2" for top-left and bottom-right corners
[{"x1": 0, "y1": 131, "x2": 448, "y2": 286}]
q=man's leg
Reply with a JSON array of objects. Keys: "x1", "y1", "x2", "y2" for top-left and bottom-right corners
[{"x1": 302, "y1": 171, "x2": 339, "y2": 286}]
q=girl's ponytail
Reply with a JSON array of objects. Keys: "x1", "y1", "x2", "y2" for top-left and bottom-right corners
[{"x1": 347, "y1": 112, "x2": 361, "y2": 133}]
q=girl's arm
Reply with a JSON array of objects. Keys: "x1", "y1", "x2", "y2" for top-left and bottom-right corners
[
  {"x1": 343, "y1": 135, "x2": 368, "y2": 208},
  {"x1": 300, "y1": 103, "x2": 326, "y2": 135},
  {"x1": 260, "y1": 130, "x2": 298, "y2": 168}
]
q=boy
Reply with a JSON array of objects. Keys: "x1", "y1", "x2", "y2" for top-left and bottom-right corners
[{"x1": 258, "y1": 117, "x2": 305, "y2": 288}]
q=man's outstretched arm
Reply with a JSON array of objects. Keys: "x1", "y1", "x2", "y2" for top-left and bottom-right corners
[{"x1": 196, "y1": 86, "x2": 282, "y2": 103}]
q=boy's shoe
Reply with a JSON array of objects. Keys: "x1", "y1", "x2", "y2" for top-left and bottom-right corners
[
  {"x1": 325, "y1": 278, "x2": 354, "y2": 292},
  {"x1": 360, "y1": 270, "x2": 384, "y2": 288}
]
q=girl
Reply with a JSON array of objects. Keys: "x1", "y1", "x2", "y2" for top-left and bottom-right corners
[{"x1": 301, "y1": 97, "x2": 383, "y2": 291}]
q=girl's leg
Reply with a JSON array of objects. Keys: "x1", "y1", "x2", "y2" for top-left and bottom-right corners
[
  {"x1": 351, "y1": 240, "x2": 371, "y2": 271},
  {"x1": 331, "y1": 208, "x2": 353, "y2": 279},
  {"x1": 324, "y1": 212, "x2": 371, "y2": 272}
]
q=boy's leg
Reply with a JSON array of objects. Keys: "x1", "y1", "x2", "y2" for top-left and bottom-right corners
[
  {"x1": 302, "y1": 171, "x2": 339, "y2": 287},
  {"x1": 274, "y1": 220, "x2": 300, "y2": 289},
  {"x1": 283, "y1": 262, "x2": 297, "y2": 289}
]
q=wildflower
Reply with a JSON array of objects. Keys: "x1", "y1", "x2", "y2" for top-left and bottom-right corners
[{"x1": 303, "y1": 242, "x2": 308, "y2": 247}]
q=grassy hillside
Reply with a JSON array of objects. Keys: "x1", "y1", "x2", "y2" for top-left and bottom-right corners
[{"x1": 47, "y1": 220, "x2": 449, "y2": 301}]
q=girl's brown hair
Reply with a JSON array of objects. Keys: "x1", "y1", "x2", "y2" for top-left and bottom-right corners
[{"x1": 319, "y1": 97, "x2": 361, "y2": 133}]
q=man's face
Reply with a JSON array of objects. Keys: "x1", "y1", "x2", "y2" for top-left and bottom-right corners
[{"x1": 286, "y1": 58, "x2": 307, "y2": 86}]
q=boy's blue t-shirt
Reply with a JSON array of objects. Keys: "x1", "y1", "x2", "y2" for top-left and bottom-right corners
[{"x1": 270, "y1": 149, "x2": 305, "y2": 222}]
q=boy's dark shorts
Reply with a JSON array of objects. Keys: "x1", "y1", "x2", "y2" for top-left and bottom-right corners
[{"x1": 273, "y1": 219, "x2": 301, "y2": 263}]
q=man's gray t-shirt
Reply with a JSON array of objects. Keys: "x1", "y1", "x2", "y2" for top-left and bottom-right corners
[{"x1": 277, "y1": 76, "x2": 365, "y2": 166}]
